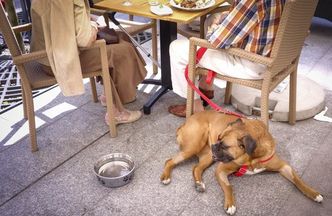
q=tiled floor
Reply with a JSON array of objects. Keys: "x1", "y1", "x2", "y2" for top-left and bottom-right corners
[
  {"x1": 298, "y1": 18, "x2": 332, "y2": 90},
  {"x1": 0, "y1": 17, "x2": 331, "y2": 216}
]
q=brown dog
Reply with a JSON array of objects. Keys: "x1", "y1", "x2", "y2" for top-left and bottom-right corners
[{"x1": 160, "y1": 110, "x2": 323, "y2": 215}]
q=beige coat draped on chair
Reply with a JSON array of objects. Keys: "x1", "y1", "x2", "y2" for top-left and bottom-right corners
[
  {"x1": 30, "y1": 0, "x2": 89, "y2": 96},
  {"x1": 30, "y1": 0, "x2": 147, "y2": 108}
]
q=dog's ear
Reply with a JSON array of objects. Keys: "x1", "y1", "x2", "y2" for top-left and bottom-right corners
[
  {"x1": 242, "y1": 135, "x2": 257, "y2": 155},
  {"x1": 228, "y1": 118, "x2": 244, "y2": 127}
]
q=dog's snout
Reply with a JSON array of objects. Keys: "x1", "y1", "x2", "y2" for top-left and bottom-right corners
[
  {"x1": 211, "y1": 143, "x2": 219, "y2": 152},
  {"x1": 221, "y1": 142, "x2": 229, "y2": 150},
  {"x1": 212, "y1": 141, "x2": 229, "y2": 152}
]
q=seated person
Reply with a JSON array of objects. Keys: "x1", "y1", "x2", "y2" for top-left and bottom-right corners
[
  {"x1": 30, "y1": 0, "x2": 147, "y2": 124},
  {"x1": 168, "y1": 0, "x2": 286, "y2": 117}
]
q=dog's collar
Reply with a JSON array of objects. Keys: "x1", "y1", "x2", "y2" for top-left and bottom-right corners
[
  {"x1": 234, "y1": 152, "x2": 275, "y2": 177},
  {"x1": 258, "y1": 152, "x2": 275, "y2": 163}
]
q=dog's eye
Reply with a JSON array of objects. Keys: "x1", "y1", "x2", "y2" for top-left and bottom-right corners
[{"x1": 237, "y1": 137, "x2": 246, "y2": 149}]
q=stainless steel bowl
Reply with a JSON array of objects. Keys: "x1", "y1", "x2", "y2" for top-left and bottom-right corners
[{"x1": 93, "y1": 153, "x2": 135, "y2": 188}]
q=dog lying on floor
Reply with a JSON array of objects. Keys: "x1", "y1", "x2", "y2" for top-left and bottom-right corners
[{"x1": 160, "y1": 110, "x2": 323, "y2": 215}]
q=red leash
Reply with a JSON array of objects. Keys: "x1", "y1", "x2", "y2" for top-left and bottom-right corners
[{"x1": 184, "y1": 47, "x2": 245, "y2": 118}]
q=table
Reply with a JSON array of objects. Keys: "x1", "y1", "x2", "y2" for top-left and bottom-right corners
[{"x1": 95, "y1": 0, "x2": 226, "y2": 114}]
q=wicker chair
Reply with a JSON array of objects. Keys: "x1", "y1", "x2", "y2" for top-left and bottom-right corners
[
  {"x1": 186, "y1": 0, "x2": 319, "y2": 128},
  {"x1": 90, "y1": 0, "x2": 158, "y2": 74},
  {"x1": 0, "y1": 4, "x2": 117, "y2": 152}
]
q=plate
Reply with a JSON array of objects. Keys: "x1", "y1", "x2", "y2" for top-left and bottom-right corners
[
  {"x1": 150, "y1": 5, "x2": 173, "y2": 16},
  {"x1": 169, "y1": 0, "x2": 215, "y2": 11}
]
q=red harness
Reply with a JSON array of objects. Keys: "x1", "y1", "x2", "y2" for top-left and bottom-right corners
[
  {"x1": 234, "y1": 153, "x2": 275, "y2": 177},
  {"x1": 184, "y1": 47, "x2": 245, "y2": 118}
]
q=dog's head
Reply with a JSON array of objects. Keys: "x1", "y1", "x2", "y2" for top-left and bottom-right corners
[{"x1": 211, "y1": 118, "x2": 270, "y2": 163}]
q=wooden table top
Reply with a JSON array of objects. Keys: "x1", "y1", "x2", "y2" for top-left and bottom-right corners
[{"x1": 94, "y1": 0, "x2": 226, "y2": 24}]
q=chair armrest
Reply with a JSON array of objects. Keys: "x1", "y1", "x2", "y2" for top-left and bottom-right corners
[
  {"x1": 226, "y1": 48, "x2": 273, "y2": 66},
  {"x1": 189, "y1": 37, "x2": 273, "y2": 67},
  {"x1": 13, "y1": 50, "x2": 47, "y2": 65},
  {"x1": 12, "y1": 23, "x2": 32, "y2": 34},
  {"x1": 79, "y1": 39, "x2": 107, "y2": 51},
  {"x1": 13, "y1": 40, "x2": 106, "y2": 67},
  {"x1": 189, "y1": 37, "x2": 216, "y2": 49}
]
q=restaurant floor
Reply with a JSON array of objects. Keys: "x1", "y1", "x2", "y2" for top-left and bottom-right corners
[{"x1": 0, "y1": 17, "x2": 331, "y2": 216}]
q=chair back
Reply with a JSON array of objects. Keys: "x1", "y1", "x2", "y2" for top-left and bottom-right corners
[
  {"x1": 270, "y1": 0, "x2": 318, "y2": 75},
  {"x1": 0, "y1": 4, "x2": 23, "y2": 57}
]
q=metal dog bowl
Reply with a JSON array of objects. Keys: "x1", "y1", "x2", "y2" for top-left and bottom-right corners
[{"x1": 94, "y1": 153, "x2": 135, "y2": 188}]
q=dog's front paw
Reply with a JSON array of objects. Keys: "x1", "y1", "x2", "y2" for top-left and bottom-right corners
[
  {"x1": 314, "y1": 194, "x2": 323, "y2": 203},
  {"x1": 195, "y1": 181, "x2": 206, "y2": 192},
  {"x1": 161, "y1": 178, "x2": 171, "y2": 185},
  {"x1": 225, "y1": 205, "x2": 236, "y2": 215},
  {"x1": 160, "y1": 174, "x2": 171, "y2": 185}
]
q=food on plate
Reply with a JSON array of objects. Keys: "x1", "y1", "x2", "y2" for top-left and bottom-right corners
[
  {"x1": 174, "y1": 0, "x2": 183, "y2": 4},
  {"x1": 175, "y1": 0, "x2": 209, "y2": 9}
]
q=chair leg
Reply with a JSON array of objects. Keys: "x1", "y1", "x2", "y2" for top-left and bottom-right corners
[
  {"x1": 260, "y1": 92, "x2": 270, "y2": 130},
  {"x1": 90, "y1": 77, "x2": 98, "y2": 103},
  {"x1": 21, "y1": 86, "x2": 27, "y2": 119},
  {"x1": 104, "y1": 82, "x2": 117, "y2": 138},
  {"x1": 186, "y1": 75, "x2": 195, "y2": 118},
  {"x1": 105, "y1": 101, "x2": 117, "y2": 137},
  {"x1": 186, "y1": 43, "x2": 197, "y2": 118},
  {"x1": 24, "y1": 88, "x2": 38, "y2": 152},
  {"x1": 151, "y1": 19, "x2": 158, "y2": 75},
  {"x1": 224, "y1": 82, "x2": 232, "y2": 105},
  {"x1": 289, "y1": 69, "x2": 297, "y2": 125},
  {"x1": 260, "y1": 78, "x2": 271, "y2": 129},
  {"x1": 100, "y1": 44, "x2": 117, "y2": 137}
]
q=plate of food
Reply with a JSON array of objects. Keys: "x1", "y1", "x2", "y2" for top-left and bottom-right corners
[{"x1": 169, "y1": 0, "x2": 216, "y2": 11}]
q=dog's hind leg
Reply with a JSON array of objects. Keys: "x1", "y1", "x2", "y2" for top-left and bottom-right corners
[
  {"x1": 193, "y1": 145, "x2": 214, "y2": 192},
  {"x1": 279, "y1": 163, "x2": 323, "y2": 202},
  {"x1": 160, "y1": 150, "x2": 196, "y2": 185},
  {"x1": 267, "y1": 156, "x2": 323, "y2": 203}
]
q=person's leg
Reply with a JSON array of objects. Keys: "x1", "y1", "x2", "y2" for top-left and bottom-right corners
[
  {"x1": 104, "y1": 109, "x2": 142, "y2": 125},
  {"x1": 109, "y1": 32, "x2": 147, "y2": 104},
  {"x1": 198, "y1": 49, "x2": 266, "y2": 80},
  {"x1": 79, "y1": 42, "x2": 143, "y2": 125}
]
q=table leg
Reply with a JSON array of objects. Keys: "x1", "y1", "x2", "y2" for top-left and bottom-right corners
[
  {"x1": 20, "y1": 0, "x2": 31, "y2": 22},
  {"x1": 143, "y1": 20, "x2": 177, "y2": 114}
]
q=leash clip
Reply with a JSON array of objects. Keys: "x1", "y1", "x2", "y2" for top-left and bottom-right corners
[{"x1": 205, "y1": 70, "x2": 216, "y2": 85}]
